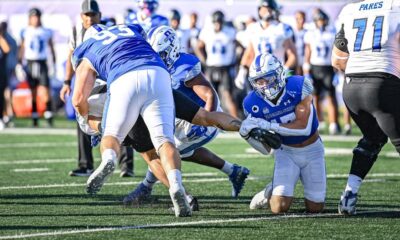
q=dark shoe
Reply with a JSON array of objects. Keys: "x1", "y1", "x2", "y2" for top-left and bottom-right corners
[{"x1": 69, "y1": 167, "x2": 94, "y2": 177}]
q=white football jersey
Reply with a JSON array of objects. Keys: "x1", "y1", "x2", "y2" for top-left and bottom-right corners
[
  {"x1": 246, "y1": 21, "x2": 292, "y2": 64},
  {"x1": 21, "y1": 26, "x2": 53, "y2": 61},
  {"x1": 338, "y1": 0, "x2": 400, "y2": 78},
  {"x1": 199, "y1": 26, "x2": 236, "y2": 67},
  {"x1": 304, "y1": 26, "x2": 336, "y2": 66},
  {"x1": 175, "y1": 28, "x2": 191, "y2": 53},
  {"x1": 294, "y1": 29, "x2": 307, "y2": 66}
]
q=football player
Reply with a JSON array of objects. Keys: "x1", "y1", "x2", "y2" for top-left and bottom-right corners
[
  {"x1": 125, "y1": 0, "x2": 168, "y2": 33},
  {"x1": 196, "y1": 10, "x2": 239, "y2": 118},
  {"x1": 332, "y1": 0, "x2": 400, "y2": 215},
  {"x1": 240, "y1": 53, "x2": 326, "y2": 214},
  {"x1": 18, "y1": 8, "x2": 56, "y2": 127},
  {"x1": 303, "y1": 9, "x2": 340, "y2": 135},
  {"x1": 235, "y1": 0, "x2": 297, "y2": 90},
  {"x1": 71, "y1": 24, "x2": 191, "y2": 217},
  {"x1": 124, "y1": 26, "x2": 250, "y2": 202}
]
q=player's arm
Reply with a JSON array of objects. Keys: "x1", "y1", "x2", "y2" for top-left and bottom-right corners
[
  {"x1": 186, "y1": 73, "x2": 218, "y2": 112},
  {"x1": 0, "y1": 33, "x2": 10, "y2": 54},
  {"x1": 283, "y1": 38, "x2": 297, "y2": 69},
  {"x1": 48, "y1": 37, "x2": 56, "y2": 65},
  {"x1": 60, "y1": 49, "x2": 74, "y2": 102},
  {"x1": 72, "y1": 60, "x2": 96, "y2": 117},
  {"x1": 18, "y1": 39, "x2": 25, "y2": 63},
  {"x1": 303, "y1": 43, "x2": 311, "y2": 75},
  {"x1": 331, "y1": 24, "x2": 349, "y2": 72},
  {"x1": 240, "y1": 41, "x2": 255, "y2": 68},
  {"x1": 192, "y1": 109, "x2": 241, "y2": 131},
  {"x1": 194, "y1": 39, "x2": 207, "y2": 64}
]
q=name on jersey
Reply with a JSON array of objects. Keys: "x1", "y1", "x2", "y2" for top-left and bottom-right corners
[
  {"x1": 359, "y1": 1, "x2": 383, "y2": 11},
  {"x1": 263, "y1": 106, "x2": 296, "y2": 120}
]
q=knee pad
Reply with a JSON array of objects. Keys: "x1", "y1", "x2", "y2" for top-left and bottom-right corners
[{"x1": 353, "y1": 137, "x2": 386, "y2": 161}]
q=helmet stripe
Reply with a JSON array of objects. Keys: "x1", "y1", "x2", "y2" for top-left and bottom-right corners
[{"x1": 255, "y1": 54, "x2": 263, "y2": 72}]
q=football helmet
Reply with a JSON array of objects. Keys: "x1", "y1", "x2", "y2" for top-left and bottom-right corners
[
  {"x1": 258, "y1": 0, "x2": 279, "y2": 21},
  {"x1": 169, "y1": 9, "x2": 181, "y2": 22},
  {"x1": 148, "y1": 26, "x2": 180, "y2": 69},
  {"x1": 248, "y1": 53, "x2": 286, "y2": 101},
  {"x1": 137, "y1": 0, "x2": 159, "y2": 14}
]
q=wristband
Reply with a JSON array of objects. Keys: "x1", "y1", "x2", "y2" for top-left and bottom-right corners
[{"x1": 63, "y1": 80, "x2": 71, "y2": 86}]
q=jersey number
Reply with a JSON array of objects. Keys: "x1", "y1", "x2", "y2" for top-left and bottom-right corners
[
  {"x1": 353, "y1": 16, "x2": 384, "y2": 52},
  {"x1": 93, "y1": 26, "x2": 135, "y2": 45}
]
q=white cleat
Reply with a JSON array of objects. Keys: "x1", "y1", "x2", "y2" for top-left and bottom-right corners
[
  {"x1": 250, "y1": 183, "x2": 272, "y2": 210},
  {"x1": 338, "y1": 190, "x2": 358, "y2": 215},
  {"x1": 86, "y1": 158, "x2": 116, "y2": 195},
  {"x1": 169, "y1": 188, "x2": 192, "y2": 217}
]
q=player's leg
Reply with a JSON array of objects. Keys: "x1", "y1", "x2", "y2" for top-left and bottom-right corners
[
  {"x1": 118, "y1": 146, "x2": 134, "y2": 177},
  {"x1": 269, "y1": 148, "x2": 300, "y2": 214},
  {"x1": 220, "y1": 67, "x2": 238, "y2": 118},
  {"x1": 26, "y1": 61, "x2": 39, "y2": 127},
  {"x1": 340, "y1": 76, "x2": 388, "y2": 214},
  {"x1": 88, "y1": 71, "x2": 143, "y2": 195},
  {"x1": 140, "y1": 66, "x2": 191, "y2": 217},
  {"x1": 310, "y1": 66, "x2": 325, "y2": 128},
  {"x1": 299, "y1": 139, "x2": 326, "y2": 213},
  {"x1": 69, "y1": 124, "x2": 94, "y2": 176},
  {"x1": 324, "y1": 66, "x2": 339, "y2": 134},
  {"x1": 38, "y1": 60, "x2": 53, "y2": 127}
]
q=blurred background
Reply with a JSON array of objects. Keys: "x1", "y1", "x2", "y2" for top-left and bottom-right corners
[{"x1": 0, "y1": 0, "x2": 350, "y2": 132}]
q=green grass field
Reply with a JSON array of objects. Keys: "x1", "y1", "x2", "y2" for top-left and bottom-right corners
[{"x1": 0, "y1": 123, "x2": 399, "y2": 239}]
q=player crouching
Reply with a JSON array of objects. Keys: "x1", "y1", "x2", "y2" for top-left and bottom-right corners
[{"x1": 240, "y1": 53, "x2": 326, "y2": 214}]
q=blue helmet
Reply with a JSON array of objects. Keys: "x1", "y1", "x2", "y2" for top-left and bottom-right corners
[
  {"x1": 137, "y1": 0, "x2": 159, "y2": 14},
  {"x1": 248, "y1": 53, "x2": 286, "y2": 100}
]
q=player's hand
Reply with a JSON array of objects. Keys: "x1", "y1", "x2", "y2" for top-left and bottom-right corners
[
  {"x1": 59, "y1": 84, "x2": 71, "y2": 103},
  {"x1": 76, "y1": 114, "x2": 99, "y2": 136},
  {"x1": 235, "y1": 66, "x2": 248, "y2": 90},
  {"x1": 239, "y1": 115, "x2": 260, "y2": 138},
  {"x1": 15, "y1": 63, "x2": 27, "y2": 82}
]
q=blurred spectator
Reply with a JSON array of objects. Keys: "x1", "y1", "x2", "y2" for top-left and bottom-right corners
[
  {"x1": 235, "y1": 0, "x2": 297, "y2": 90},
  {"x1": 125, "y1": 0, "x2": 168, "y2": 33},
  {"x1": 196, "y1": 10, "x2": 238, "y2": 118},
  {"x1": 1, "y1": 22, "x2": 17, "y2": 128},
  {"x1": 60, "y1": 0, "x2": 134, "y2": 177},
  {"x1": 303, "y1": 8, "x2": 339, "y2": 134},
  {"x1": 18, "y1": 7, "x2": 56, "y2": 127},
  {"x1": 101, "y1": 17, "x2": 116, "y2": 27},
  {"x1": 294, "y1": 10, "x2": 307, "y2": 75},
  {"x1": 188, "y1": 12, "x2": 200, "y2": 55},
  {"x1": 0, "y1": 22, "x2": 11, "y2": 130},
  {"x1": 169, "y1": 9, "x2": 190, "y2": 52}
]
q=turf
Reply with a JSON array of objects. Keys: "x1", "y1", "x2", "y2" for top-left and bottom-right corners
[{"x1": 0, "y1": 125, "x2": 399, "y2": 239}]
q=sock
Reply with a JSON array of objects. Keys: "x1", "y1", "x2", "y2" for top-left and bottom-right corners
[
  {"x1": 221, "y1": 161, "x2": 234, "y2": 175},
  {"x1": 142, "y1": 168, "x2": 158, "y2": 189},
  {"x1": 345, "y1": 174, "x2": 362, "y2": 193},
  {"x1": 101, "y1": 149, "x2": 117, "y2": 165},
  {"x1": 185, "y1": 194, "x2": 193, "y2": 204},
  {"x1": 167, "y1": 169, "x2": 183, "y2": 193}
]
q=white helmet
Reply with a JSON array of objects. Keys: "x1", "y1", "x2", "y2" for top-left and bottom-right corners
[
  {"x1": 248, "y1": 53, "x2": 286, "y2": 100},
  {"x1": 83, "y1": 24, "x2": 107, "y2": 42},
  {"x1": 148, "y1": 26, "x2": 180, "y2": 69}
]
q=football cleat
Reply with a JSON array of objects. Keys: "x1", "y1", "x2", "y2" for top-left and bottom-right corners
[
  {"x1": 120, "y1": 170, "x2": 134, "y2": 178},
  {"x1": 69, "y1": 167, "x2": 94, "y2": 177},
  {"x1": 169, "y1": 188, "x2": 192, "y2": 217},
  {"x1": 123, "y1": 183, "x2": 152, "y2": 206},
  {"x1": 170, "y1": 196, "x2": 199, "y2": 212},
  {"x1": 86, "y1": 158, "x2": 116, "y2": 195},
  {"x1": 250, "y1": 183, "x2": 272, "y2": 210},
  {"x1": 338, "y1": 190, "x2": 358, "y2": 215},
  {"x1": 229, "y1": 165, "x2": 250, "y2": 198}
]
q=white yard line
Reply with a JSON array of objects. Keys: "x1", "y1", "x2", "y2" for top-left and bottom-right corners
[
  {"x1": 12, "y1": 168, "x2": 49, "y2": 172},
  {"x1": 1, "y1": 173, "x2": 400, "y2": 191},
  {"x1": 0, "y1": 212, "x2": 343, "y2": 239},
  {"x1": 0, "y1": 142, "x2": 76, "y2": 148},
  {"x1": 0, "y1": 159, "x2": 75, "y2": 165}
]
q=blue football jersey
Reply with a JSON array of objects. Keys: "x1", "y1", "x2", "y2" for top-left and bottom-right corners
[
  {"x1": 243, "y1": 75, "x2": 318, "y2": 145},
  {"x1": 126, "y1": 11, "x2": 169, "y2": 33},
  {"x1": 169, "y1": 53, "x2": 204, "y2": 107},
  {"x1": 72, "y1": 24, "x2": 166, "y2": 85}
]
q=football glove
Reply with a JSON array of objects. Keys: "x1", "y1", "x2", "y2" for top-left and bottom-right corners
[
  {"x1": 239, "y1": 115, "x2": 260, "y2": 138},
  {"x1": 248, "y1": 128, "x2": 281, "y2": 150},
  {"x1": 234, "y1": 65, "x2": 248, "y2": 90},
  {"x1": 76, "y1": 113, "x2": 99, "y2": 136}
]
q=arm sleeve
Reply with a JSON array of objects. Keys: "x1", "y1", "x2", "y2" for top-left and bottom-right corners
[
  {"x1": 184, "y1": 62, "x2": 202, "y2": 82},
  {"x1": 301, "y1": 77, "x2": 314, "y2": 100}
]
